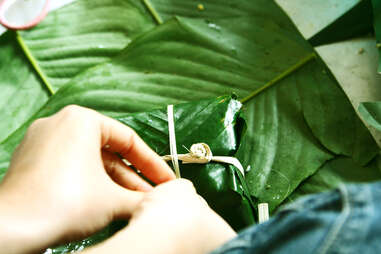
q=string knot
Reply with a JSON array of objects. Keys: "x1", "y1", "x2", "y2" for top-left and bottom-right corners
[
  {"x1": 163, "y1": 142, "x2": 245, "y2": 175},
  {"x1": 189, "y1": 143, "x2": 212, "y2": 162},
  {"x1": 164, "y1": 104, "x2": 245, "y2": 176}
]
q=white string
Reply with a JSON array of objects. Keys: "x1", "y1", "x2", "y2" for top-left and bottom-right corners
[
  {"x1": 167, "y1": 105, "x2": 181, "y2": 178},
  {"x1": 163, "y1": 143, "x2": 245, "y2": 176}
]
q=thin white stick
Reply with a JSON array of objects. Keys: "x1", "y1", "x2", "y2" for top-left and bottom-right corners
[
  {"x1": 258, "y1": 203, "x2": 269, "y2": 223},
  {"x1": 167, "y1": 105, "x2": 181, "y2": 178}
]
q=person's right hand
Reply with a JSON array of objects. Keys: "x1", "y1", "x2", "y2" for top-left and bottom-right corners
[{"x1": 83, "y1": 179, "x2": 237, "y2": 254}]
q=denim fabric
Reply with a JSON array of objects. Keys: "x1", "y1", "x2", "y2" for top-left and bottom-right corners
[{"x1": 211, "y1": 182, "x2": 381, "y2": 254}]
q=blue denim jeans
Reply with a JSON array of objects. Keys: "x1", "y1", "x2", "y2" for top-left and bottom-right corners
[{"x1": 211, "y1": 182, "x2": 381, "y2": 254}]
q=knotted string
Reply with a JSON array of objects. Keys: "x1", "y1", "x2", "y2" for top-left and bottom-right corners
[
  {"x1": 163, "y1": 105, "x2": 245, "y2": 176},
  {"x1": 163, "y1": 143, "x2": 245, "y2": 176}
]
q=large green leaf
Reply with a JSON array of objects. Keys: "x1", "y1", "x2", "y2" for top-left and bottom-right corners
[
  {"x1": 372, "y1": 0, "x2": 381, "y2": 72},
  {"x1": 18, "y1": 0, "x2": 156, "y2": 92},
  {"x1": 308, "y1": 0, "x2": 374, "y2": 47},
  {"x1": 0, "y1": 31, "x2": 49, "y2": 143},
  {"x1": 236, "y1": 56, "x2": 378, "y2": 211}
]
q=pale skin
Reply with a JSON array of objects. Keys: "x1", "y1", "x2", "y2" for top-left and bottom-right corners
[{"x1": 0, "y1": 105, "x2": 236, "y2": 254}]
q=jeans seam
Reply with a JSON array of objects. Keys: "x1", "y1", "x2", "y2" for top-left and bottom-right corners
[{"x1": 316, "y1": 185, "x2": 350, "y2": 254}]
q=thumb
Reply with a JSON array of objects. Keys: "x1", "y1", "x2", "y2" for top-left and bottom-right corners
[{"x1": 108, "y1": 185, "x2": 145, "y2": 219}]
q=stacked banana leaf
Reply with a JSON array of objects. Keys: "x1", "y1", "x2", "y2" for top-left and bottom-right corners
[{"x1": 1, "y1": 0, "x2": 381, "y2": 253}]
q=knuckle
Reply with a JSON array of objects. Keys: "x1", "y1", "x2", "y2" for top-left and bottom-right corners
[
  {"x1": 56, "y1": 105, "x2": 98, "y2": 126},
  {"x1": 37, "y1": 105, "x2": 97, "y2": 131},
  {"x1": 59, "y1": 105, "x2": 87, "y2": 118},
  {"x1": 28, "y1": 117, "x2": 47, "y2": 131}
]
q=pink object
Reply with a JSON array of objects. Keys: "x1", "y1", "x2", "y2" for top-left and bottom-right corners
[{"x1": 0, "y1": 0, "x2": 50, "y2": 30}]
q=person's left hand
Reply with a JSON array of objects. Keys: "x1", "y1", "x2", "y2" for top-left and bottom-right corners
[{"x1": 0, "y1": 105, "x2": 175, "y2": 254}]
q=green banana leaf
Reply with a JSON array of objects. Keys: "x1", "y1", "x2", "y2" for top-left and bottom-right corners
[
  {"x1": 45, "y1": 96, "x2": 255, "y2": 253},
  {"x1": 372, "y1": 0, "x2": 381, "y2": 72},
  {"x1": 0, "y1": 0, "x2": 378, "y2": 211},
  {"x1": 286, "y1": 156, "x2": 381, "y2": 203},
  {"x1": 308, "y1": 0, "x2": 374, "y2": 47}
]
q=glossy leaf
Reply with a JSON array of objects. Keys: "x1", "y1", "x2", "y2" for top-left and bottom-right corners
[{"x1": 308, "y1": 0, "x2": 374, "y2": 46}]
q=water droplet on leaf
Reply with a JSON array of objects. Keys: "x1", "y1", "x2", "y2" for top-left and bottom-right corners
[{"x1": 208, "y1": 23, "x2": 221, "y2": 31}]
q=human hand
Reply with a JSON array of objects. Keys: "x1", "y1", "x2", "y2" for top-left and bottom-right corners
[
  {"x1": 82, "y1": 179, "x2": 237, "y2": 254},
  {"x1": 0, "y1": 105, "x2": 175, "y2": 254}
]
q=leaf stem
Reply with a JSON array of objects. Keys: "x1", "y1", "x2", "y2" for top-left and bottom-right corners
[
  {"x1": 141, "y1": 0, "x2": 163, "y2": 25},
  {"x1": 16, "y1": 32, "x2": 55, "y2": 95},
  {"x1": 240, "y1": 53, "x2": 316, "y2": 104}
]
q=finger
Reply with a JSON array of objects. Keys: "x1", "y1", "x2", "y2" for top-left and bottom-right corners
[
  {"x1": 98, "y1": 113, "x2": 176, "y2": 184},
  {"x1": 108, "y1": 185, "x2": 145, "y2": 219},
  {"x1": 102, "y1": 150, "x2": 153, "y2": 192}
]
